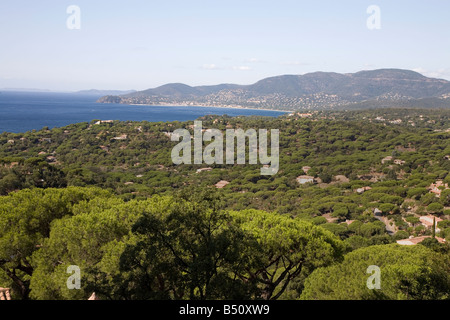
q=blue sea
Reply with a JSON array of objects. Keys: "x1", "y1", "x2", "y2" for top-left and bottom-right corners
[{"x1": 0, "y1": 91, "x2": 286, "y2": 133}]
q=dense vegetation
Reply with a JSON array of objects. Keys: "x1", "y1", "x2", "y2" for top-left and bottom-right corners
[
  {"x1": 0, "y1": 108, "x2": 449, "y2": 300},
  {"x1": 301, "y1": 244, "x2": 450, "y2": 300}
]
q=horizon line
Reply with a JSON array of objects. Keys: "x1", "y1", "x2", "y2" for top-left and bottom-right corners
[{"x1": 2, "y1": 67, "x2": 449, "y2": 93}]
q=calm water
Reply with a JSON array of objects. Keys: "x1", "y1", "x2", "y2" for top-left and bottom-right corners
[{"x1": 0, "y1": 92, "x2": 286, "y2": 133}]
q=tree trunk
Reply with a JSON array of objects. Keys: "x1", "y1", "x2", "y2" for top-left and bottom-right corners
[{"x1": 4, "y1": 268, "x2": 30, "y2": 300}]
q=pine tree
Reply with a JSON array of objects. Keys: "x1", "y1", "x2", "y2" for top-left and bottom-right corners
[{"x1": 432, "y1": 216, "x2": 436, "y2": 239}]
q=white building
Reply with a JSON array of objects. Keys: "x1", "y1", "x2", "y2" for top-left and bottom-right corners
[
  {"x1": 297, "y1": 175, "x2": 315, "y2": 184},
  {"x1": 419, "y1": 215, "x2": 443, "y2": 233}
]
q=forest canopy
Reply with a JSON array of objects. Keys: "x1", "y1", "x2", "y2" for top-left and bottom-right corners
[{"x1": 0, "y1": 108, "x2": 449, "y2": 300}]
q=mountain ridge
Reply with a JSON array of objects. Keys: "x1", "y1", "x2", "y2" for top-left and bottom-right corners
[{"x1": 97, "y1": 69, "x2": 450, "y2": 111}]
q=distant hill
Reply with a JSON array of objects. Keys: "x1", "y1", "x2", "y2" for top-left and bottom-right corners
[
  {"x1": 97, "y1": 69, "x2": 450, "y2": 111},
  {"x1": 0, "y1": 88, "x2": 53, "y2": 93}
]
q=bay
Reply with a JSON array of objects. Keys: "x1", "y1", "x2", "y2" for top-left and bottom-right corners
[{"x1": 0, "y1": 91, "x2": 286, "y2": 133}]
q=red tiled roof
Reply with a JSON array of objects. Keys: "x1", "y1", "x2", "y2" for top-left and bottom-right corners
[{"x1": 397, "y1": 236, "x2": 446, "y2": 245}]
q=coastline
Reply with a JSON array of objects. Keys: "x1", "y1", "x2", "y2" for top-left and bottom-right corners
[{"x1": 127, "y1": 103, "x2": 291, "y2": 113}]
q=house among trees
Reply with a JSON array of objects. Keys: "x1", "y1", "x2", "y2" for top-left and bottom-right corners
[
  {"x1": 296, "y1": 175, "x2": 315, "y2": 185},
  {"x1": 215, "y1": 180, "x2": 229, "y2": 188},
  {"x1": 419, "y1": 215, "x2": 443, "y2": 233},
  {"x1": 396, "y1": 236, "x2": 446, "y2": 246},
  {"x1": 302, "y1": 166, "x2": 311, "y2": 174},
  {"x1": 112, "y1": 134, "x2": 128, "y2": 141},
  {"x1": 94, "y1": 120, "x2": 114, "y2": 125},
  {"x1": 46, "y1": 156, "x2": 57, "y2": 162},
  {"x1": 381, "y1": 156, "x2": 405, "y2": 165},
  {"x1": 428, "y1": 180, "x2": 449, "y2": 197},
  {"x1": 196, "y1": 167, "x2": 212, "y2": 173},
  {"x1": 356, "y1": 186, "x2": 372, "y2": 193}
]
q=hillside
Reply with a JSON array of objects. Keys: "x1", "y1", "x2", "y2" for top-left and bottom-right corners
[
  {"x1": 97, "y1": 69, "x2": 450, "y2": 110},
  {"x1": 0, "y1": 108, "x2": 449, "y2": 300}
]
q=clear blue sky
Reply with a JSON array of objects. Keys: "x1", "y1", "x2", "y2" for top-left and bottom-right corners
[{"x1": 1, "y1": 0, "x2": 450, "y2": 91}]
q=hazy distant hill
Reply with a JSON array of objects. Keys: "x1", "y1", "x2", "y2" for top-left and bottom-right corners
[
  {"x1": 97, "y1": 69, "x2": 450, "y2": 111},
  {"x1": 0, "y1": 88, "x2": 53, "y2": 93}
]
